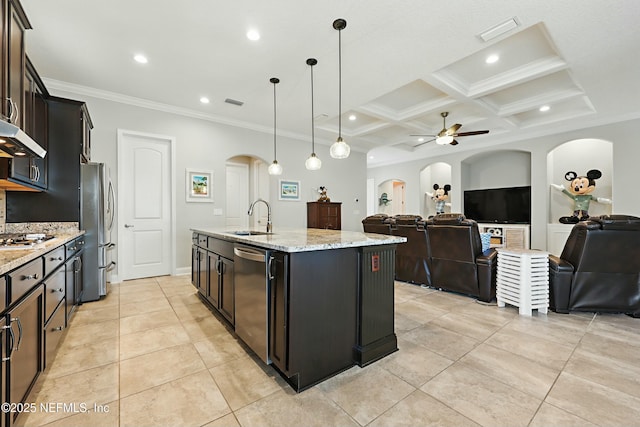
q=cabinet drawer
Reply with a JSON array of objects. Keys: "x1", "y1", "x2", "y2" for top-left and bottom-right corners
[
  {"x1": 208, "y1": 238, "x2": 234, "y2": 259},
  {"x1": 65, "y1": 236, "x2": 85, "y2": 257},
  {"x1": 44, "y1": 246, "x2": 66, "y2": 278},
  {"x1": 9, "y1": 257, "x2": 43, "y2": 305},
  {"x1": 43, "y1": 266, "x2": 65, "y2": 322},
  {"x1": 44, "y1": 301, "x2": 66, "y2": 369}
]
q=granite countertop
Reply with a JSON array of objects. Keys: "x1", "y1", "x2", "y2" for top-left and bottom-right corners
[
  {"x1": 0, "y1": 231, "x2": 85, "y2": 275},
  {"x1": 191, "y1": 227, "x2": 406, "y2": 253}
]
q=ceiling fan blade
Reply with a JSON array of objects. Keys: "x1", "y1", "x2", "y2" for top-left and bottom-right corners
[
  {"x1": 447, "y1": 124, "x2": 462, "y2": 134},
  {"x1": 409, "y1": 134, "x2": 436, "y2": 137},
  {"x1": 450, "y1": 140, "x2": 459, "y2": 146},
  {"x1": 453, "y1": 130, "x2": 490, "y2": 137},
  {"x1": 413, "y1": 138, "x2": 435, "y2": 148}
]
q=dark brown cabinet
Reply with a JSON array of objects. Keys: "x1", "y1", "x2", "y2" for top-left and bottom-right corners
[
  {"x1": 269, "y1": 251, "x2": 289, "y2": 374},
  {"x1": 7, "y1": 57, "x2": 48, "y2": 190},
  {"x1": 217, "y1": 256, "x2": 234, "y2": 324},
  {"x1": 6, "y1": 96, "x2": 93, "y2": 221},
  {"x1": 191, "y1": 233, "x2": 235, "y2": 325},
  {"x1": 0, "y1": 315, "x2": 6, "y2": 427},
  {"x1": 5, "y1": 284, "x2": 44, "y2": 427},
  {"x1": 307, "y1": 202, "x2": 342, "y2": 230},
  {"x1": 64, "y1": 236, "x2": 84, "y2": 324},
  {"x1": 2, "y1": 0, "x2": 31, "y2": 129}
]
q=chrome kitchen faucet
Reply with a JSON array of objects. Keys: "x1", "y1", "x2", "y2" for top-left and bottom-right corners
[{"x1": 248, "y1": 198, "x2": 272, "y2": 233}]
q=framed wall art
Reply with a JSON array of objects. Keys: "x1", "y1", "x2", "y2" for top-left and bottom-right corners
[
  {"x1": 186, "y1": 169, "x2": 213, "y2": 202},
  {"x1": 279, "y1": 179, "x2": 300, "y2": 201}
]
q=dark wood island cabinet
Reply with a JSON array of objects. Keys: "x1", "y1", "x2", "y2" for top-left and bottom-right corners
[{"x1": 191, "y1": 227, "x2": 405, "y2": 392}]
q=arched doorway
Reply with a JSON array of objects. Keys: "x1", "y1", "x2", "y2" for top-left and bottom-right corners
[
  {"x1": 419, "y1": 162, "x2": 452, "y2": 218},
  {"x1": 377, "y1": 179, "x2": 406, "y2": 215},
  {"x1": 226, "y1": 156, "x2": 269, "y2": 229}
]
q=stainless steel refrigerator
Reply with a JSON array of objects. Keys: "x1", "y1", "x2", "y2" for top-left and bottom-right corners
[{"x1": 80, "y1": 162, "x2": 116, "y2": 301}]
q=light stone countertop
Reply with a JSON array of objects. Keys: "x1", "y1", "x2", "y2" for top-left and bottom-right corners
[
  {"x1": 0, "y1": 231, "x2": 85, "y2": 275},
  {"x1": 191, "y1": 227, "x2": 406, "y2": 253}
]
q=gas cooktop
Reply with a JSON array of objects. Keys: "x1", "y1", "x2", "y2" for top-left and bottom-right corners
[{"x1": 0, "y1": 233, "x2": 55, "y2": 249}]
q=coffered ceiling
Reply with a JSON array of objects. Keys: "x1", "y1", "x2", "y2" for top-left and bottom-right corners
[{"x1": 21, "y1": 0, "x2": 640, "y2": 167}]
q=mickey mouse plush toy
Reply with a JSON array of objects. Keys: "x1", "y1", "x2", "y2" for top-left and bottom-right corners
[
  {"x1": 551, "y1": 169, "x2": 611, "y2": 224},
  {"x1": 426, "y1": 184, "x2": 451, "y2": 215}
]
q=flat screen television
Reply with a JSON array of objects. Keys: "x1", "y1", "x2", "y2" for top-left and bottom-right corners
[{"x1": 463, "y1": 186, "x2": 531, "y2": 224}]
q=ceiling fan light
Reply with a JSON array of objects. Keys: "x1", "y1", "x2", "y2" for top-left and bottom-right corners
[
  {"x1": 268, "y1": 160, "x2": 282, "y2": 175},
  {"x1": 330, "y1": 137, "x2": 350, "y2": 159},
  {"x1": 436, "y1": 135, "x2": 454, "y2": 145},
  {"x1": 305, "y1": 153, "x2": 322, "y2": 170}
]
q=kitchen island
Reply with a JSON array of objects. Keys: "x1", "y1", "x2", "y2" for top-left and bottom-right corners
[{"x1": 190, "y1": 227, "x2": 406, "y2": 392}]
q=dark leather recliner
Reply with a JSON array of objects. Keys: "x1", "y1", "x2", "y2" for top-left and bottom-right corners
[
  {"x1": 549, "y1": 215, "x2": 640, "y2": 317},
  {"x1": 390, "y1": 215, "x2": 431, "y2": 286},
  {"x1": 362, "y1": 214, "x2": 393, "y2": 235},
  {"x1": 425, "y1": 214, "x2": 497, "y2": 302}
]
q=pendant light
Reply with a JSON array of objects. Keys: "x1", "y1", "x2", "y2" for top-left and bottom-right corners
[
  {"x1": 305, "y1": 58, "x2": 322, "y2": 170},
  {"x1": 268, "y1": 77, "x2": 283, "y2": 175},
  {"x1": 329, "y1": 18, "x2": 350, "y2": 159}
]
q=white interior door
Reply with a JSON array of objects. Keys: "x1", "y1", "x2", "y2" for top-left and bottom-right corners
[
  {"x1": 118, "y1": 130, "x2": 174, "y2": 280},
  {"x1": 226, "y1": 162, "x2": 249, "y2": 229}
]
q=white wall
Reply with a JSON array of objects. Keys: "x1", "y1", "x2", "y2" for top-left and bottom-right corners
[
  {"x1": 368, "y1": 118, "x2": 640, "y2": 251},
  {"x1": 51, "y1": 89, "x2": 367, "y2": 274}
]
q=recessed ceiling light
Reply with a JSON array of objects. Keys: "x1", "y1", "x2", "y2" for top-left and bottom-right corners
[
  {"x1": 539, "y1": 105, "x2": 550, "y2": 112},
  {"x1": 348, "y1": 114, "x2": 356, "y2": 121},
  {"x1": 246, "y1": 29, "x2": 260, "y2": 41},
  {"x1": 369, "y1": 155, "x2": 374, "y2": 159},
  {"x1": 485, "y1": 54, "x2": 500, "y2": 64},
  {"x1": 133, "y1": 54, "x2": 148, "y2": 64},
  {"x1": 200, "y1": 97, "x2": 210, "y2": 104},
  {"x1": 418, "y1": 138, "x2": 425, "y2": 142}
]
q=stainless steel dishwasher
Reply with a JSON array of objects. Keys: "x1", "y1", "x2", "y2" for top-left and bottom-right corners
[{"x1": 233, "y1": 244, "x2": 272, "y2": 364}]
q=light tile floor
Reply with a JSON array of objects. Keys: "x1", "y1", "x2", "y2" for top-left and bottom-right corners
[{"x1": 17, "y1": 276, "x2": 640, "y2": 427}]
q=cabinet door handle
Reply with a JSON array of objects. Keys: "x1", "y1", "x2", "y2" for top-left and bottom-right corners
[
  {"x1": 10, "y1": 317, "x2": 23, "y2": 351},
  {"x1": 2, "y1": 324, "x2": 15, "y2": 361},
  {"x1": 268, "y1": 256, "x2": 275, "y2": 280},
  {"x1": 6, "y1": 98, "x2": 15, "y2": 123},
  {"x1": 51, "y1": 256, "x2": 63, "y2": 261},
  {"x1": 22, "y1": 273, "x2": 39, "y2": 280},
  {"x1": 52, "y1": 287, "x2": 64, "y2": 293},
  {"x1": 52, "y1": 326, "x2": 64, "y2": 332},
  {"x1": 124, "y1": 224, "x2": 134, "y2": 228}
]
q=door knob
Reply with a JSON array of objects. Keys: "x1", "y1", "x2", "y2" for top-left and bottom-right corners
[{"x1": 124, "y1": 224, "x2": 134, "y2": 228}]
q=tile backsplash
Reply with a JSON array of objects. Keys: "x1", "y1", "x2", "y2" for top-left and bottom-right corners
[
  {"x1": 0, "y1": 189, "x2": 79, "y2": 234},
  {"x1": 4, "y1": 222, "x2": 79, "y2": 234}
]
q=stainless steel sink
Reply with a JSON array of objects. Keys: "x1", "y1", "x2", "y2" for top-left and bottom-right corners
[{"x1": 231, "y1": 230, "x2": 273, "y2": 236}]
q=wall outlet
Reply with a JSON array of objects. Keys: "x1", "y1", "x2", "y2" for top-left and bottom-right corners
[{"x1": 213, "y1": 208, "x2": 223, "y2": 216}]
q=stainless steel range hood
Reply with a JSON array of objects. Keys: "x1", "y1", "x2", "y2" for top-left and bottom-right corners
[{"x1": 0, "y1": 120, "x2": 47, "y2": 158}]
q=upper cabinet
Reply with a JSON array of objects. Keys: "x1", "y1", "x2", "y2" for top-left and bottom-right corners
[
  {"x1": 0, "y1": 0, "x2": 52, "y2": 191},
  {"x1": 2, "y1": 0, "x2": 31, "y2": 128}
]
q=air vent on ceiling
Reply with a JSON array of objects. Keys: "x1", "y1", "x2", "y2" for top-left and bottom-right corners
[
  {"x1": 478, "y1": 17, "x2": 519, "y2": 42},
  {"x1": 225, "y1": 98, "x2": 244, "y2": 106}
]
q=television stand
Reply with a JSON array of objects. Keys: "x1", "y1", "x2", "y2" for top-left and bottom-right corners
[{"x1": 478, "y1": 223, "x2": 530, "y2": 249}]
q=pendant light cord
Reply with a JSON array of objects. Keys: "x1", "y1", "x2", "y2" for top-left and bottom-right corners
[
  {"x1": 311, "y1": 63, "x2": 315, "y2": 153},
  {"x1": 273, "y1": 81, "x2": 277, "y2": 160},
  {"x1": 338, "y1": 27, "x2": 342, "y2": 139}
]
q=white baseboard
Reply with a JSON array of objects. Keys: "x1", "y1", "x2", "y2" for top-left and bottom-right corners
[{"x1": 175, "y1": 266, "x2": 191, "y2": 276}]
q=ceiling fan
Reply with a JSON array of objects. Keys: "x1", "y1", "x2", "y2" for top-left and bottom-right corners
[{"x1": 410, "y1": 112, "x2": 490, "y2": 147}]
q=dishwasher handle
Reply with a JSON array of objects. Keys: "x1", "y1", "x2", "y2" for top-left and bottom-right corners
[{"x1": 234, "y1": 246, "x2": 267, "y2": 263}]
